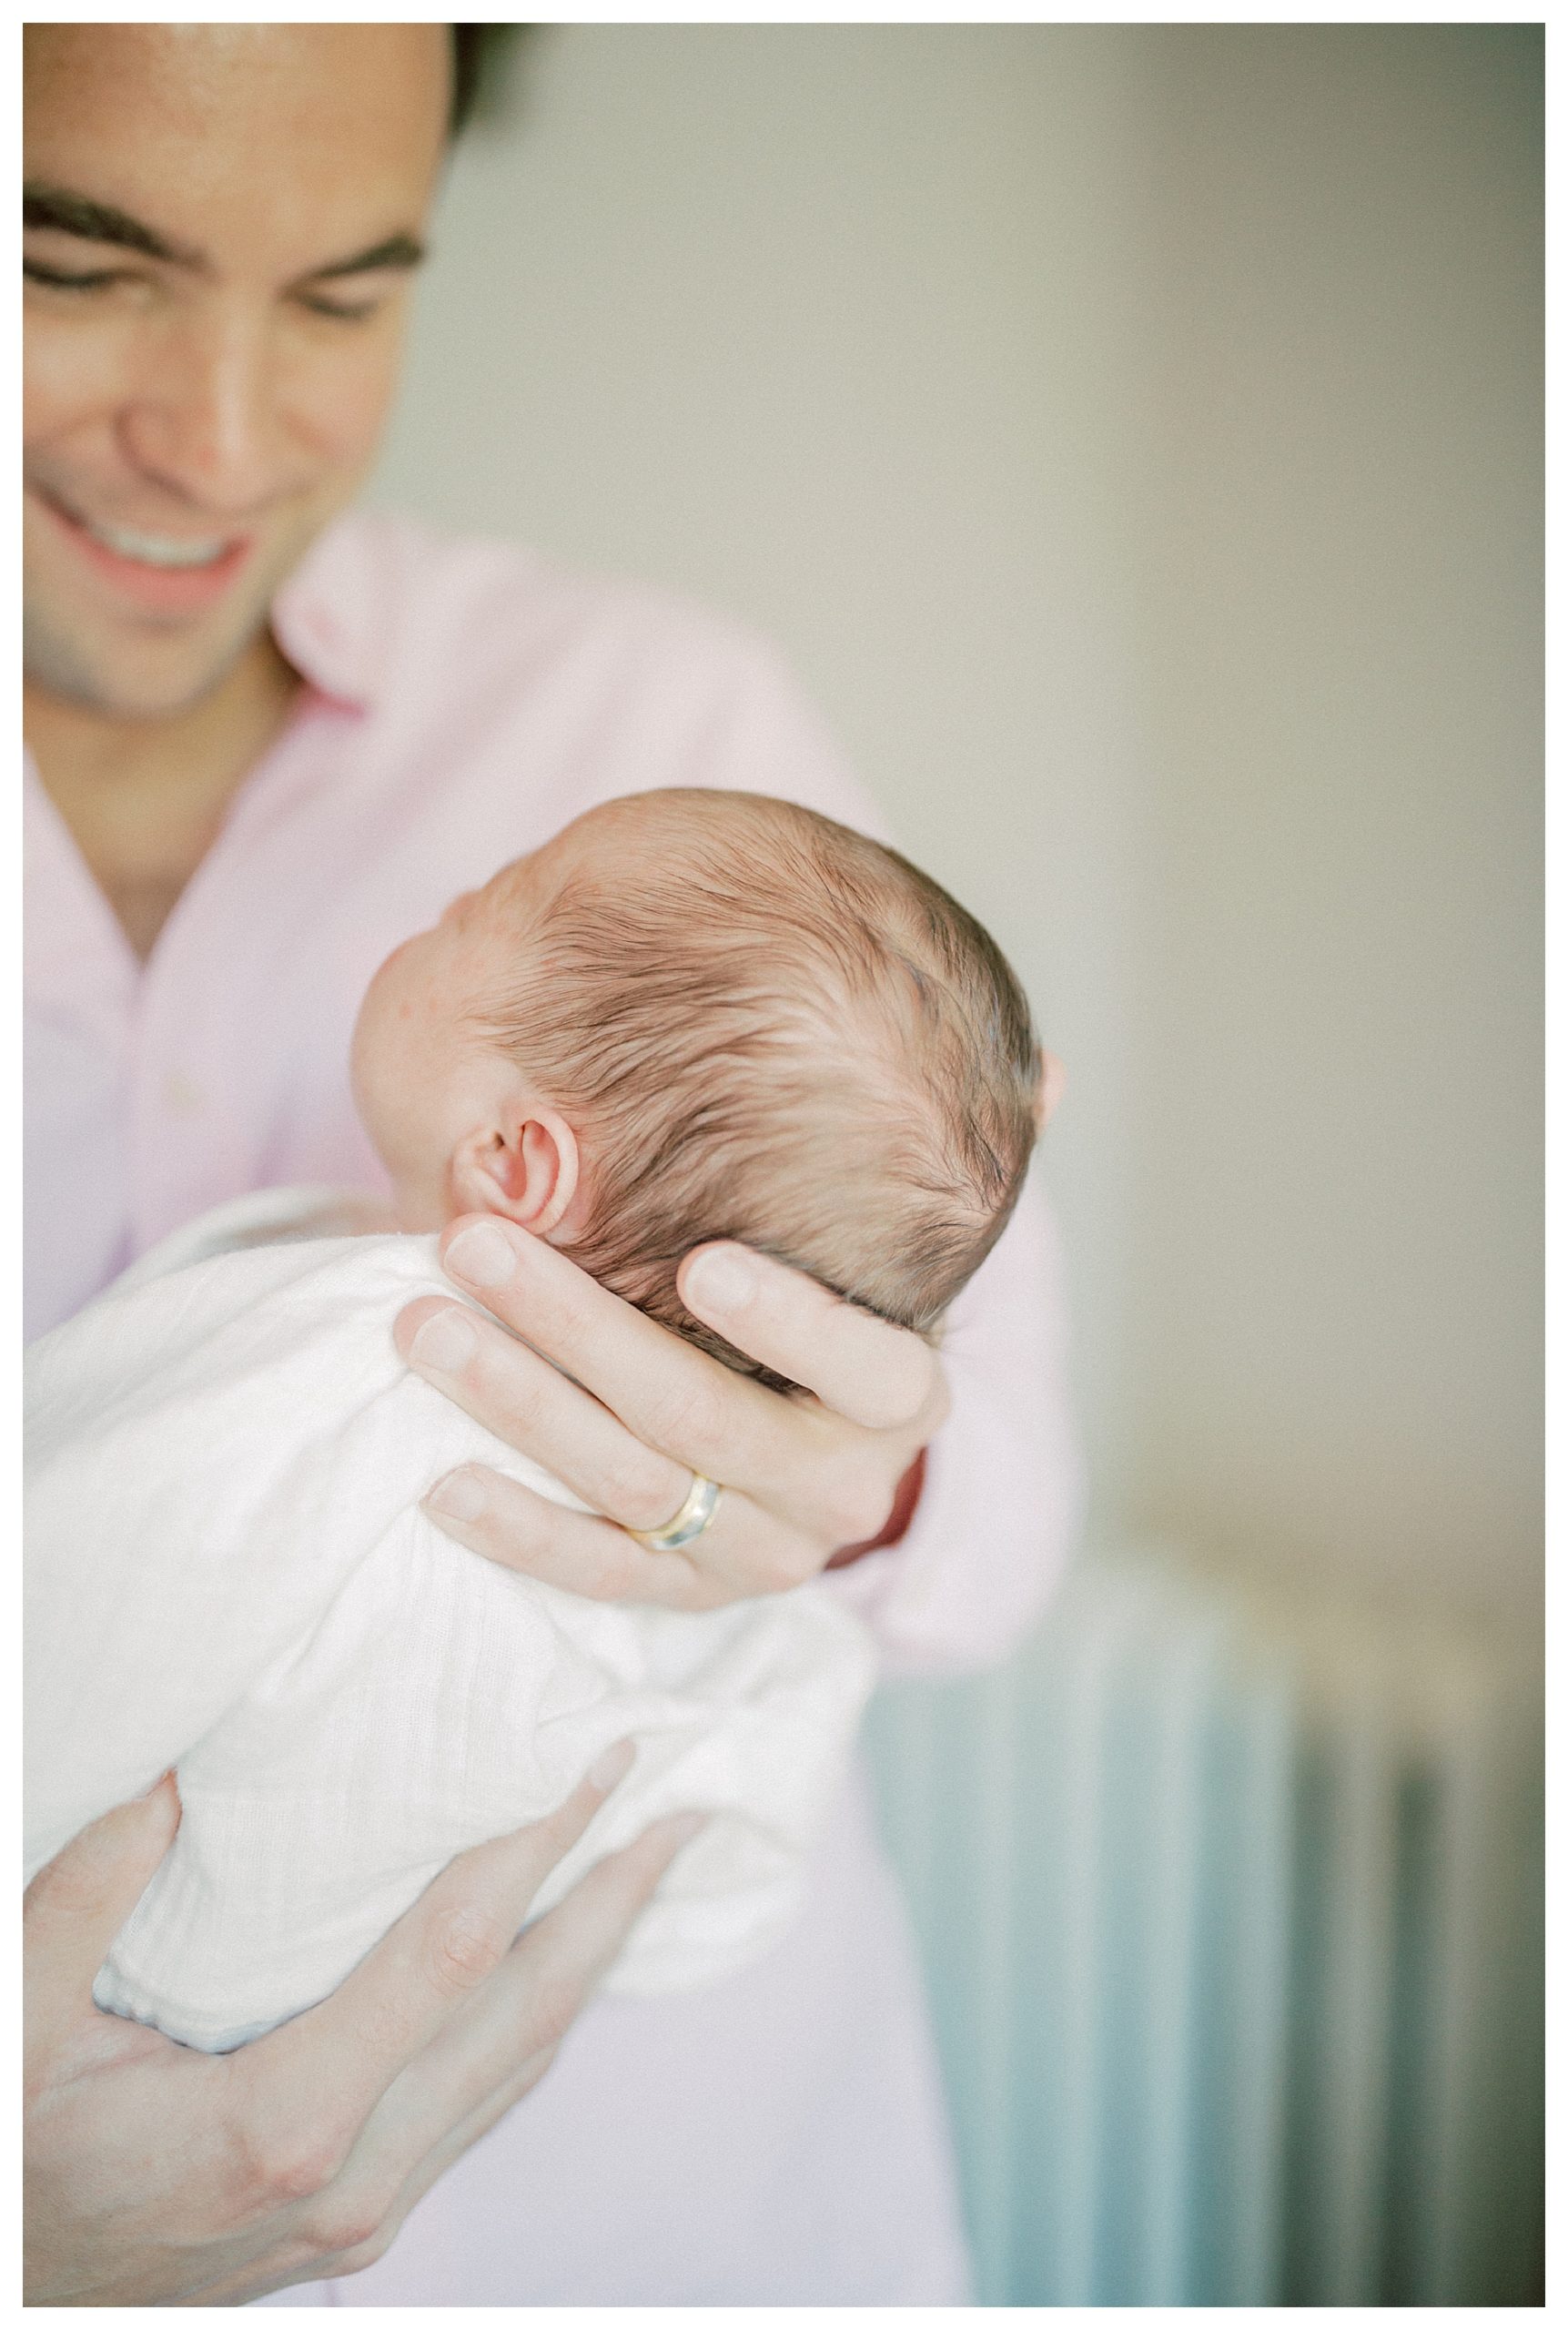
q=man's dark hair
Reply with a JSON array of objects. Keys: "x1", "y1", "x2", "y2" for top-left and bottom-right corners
[{"x1": 450, "y1": 24, "x2": 521, "y2": 137}]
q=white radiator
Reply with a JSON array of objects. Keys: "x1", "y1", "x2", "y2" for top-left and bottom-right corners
[{"x1": 863, "y1": 1546, "x2": 1543, "y2": 2306}]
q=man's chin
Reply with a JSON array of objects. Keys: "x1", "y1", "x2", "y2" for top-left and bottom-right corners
[{"x1": 24, "y1": 603, "x2": 286, "y2": 724}]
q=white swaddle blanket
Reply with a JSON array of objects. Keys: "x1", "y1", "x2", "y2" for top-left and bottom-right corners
[{"x1": 25, "y1": 1190, "x2": 877, "y2": 2052}]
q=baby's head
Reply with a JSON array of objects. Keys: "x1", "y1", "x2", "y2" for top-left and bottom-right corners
[{"x1": 352, "y1": 789, "x2": 1058, "y2": 1389}]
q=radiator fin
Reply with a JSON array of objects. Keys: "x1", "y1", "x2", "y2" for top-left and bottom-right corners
[{"x1": 863, "y1": 1546, "x2": 1543, "y2": 2306}]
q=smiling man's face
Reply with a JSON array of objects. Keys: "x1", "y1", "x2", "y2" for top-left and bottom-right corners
[{"x1": 23, "y1": 23, "x2": 450, "y2": 719}]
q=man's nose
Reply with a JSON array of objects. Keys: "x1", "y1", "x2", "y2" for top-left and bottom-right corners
[{"x1": 116, "y1": 304, "x2": 298, "y2": 516}]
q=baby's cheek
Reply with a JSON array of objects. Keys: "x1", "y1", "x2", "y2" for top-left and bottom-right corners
[{"x1": 349, "y1": 1016, "x2": 411, "y2": 1178}]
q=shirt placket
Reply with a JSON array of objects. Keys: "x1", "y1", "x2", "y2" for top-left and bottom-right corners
[
  {"x1": 124, "y1": 694, "x2": 359, "y2": 1256},
  {"x1": 24, "y1": 766, "x2": 146, "y2": 1331}
]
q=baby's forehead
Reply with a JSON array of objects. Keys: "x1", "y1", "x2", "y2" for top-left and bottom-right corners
[
  {"x1": 529, "y1": 792, "x2": 763, "y2": 886},
  {"x1": 470, "y1": 800, "x2": 713, "y2": 944},
  {"x1": 557, "y1": 795, "x2": 668, "y2": 859},
  {"x1": 562, "y1": 790, "x2": 723, "y2": 853}
]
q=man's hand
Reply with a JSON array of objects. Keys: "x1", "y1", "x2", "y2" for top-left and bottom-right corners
[
  {"x1": 25, "y1": 1756, "x2": 698, "y2": 2306},
  {"x1": 394, "y1": 1220, "x2": 949, "y2": 1609}
]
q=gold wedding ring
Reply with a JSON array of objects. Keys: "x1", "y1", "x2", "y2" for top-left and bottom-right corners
[{"x1": 630, "y1": 1471, "x2": 723, "y2": 1553}]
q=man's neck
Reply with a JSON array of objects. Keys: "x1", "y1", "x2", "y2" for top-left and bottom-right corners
[{"x1": 25, "y1": 633, "x2": 301, "y2": 962}]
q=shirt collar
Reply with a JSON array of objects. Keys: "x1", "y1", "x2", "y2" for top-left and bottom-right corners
[{"x1": 268, "y1": 511, "x2": 392, "y2": 710}]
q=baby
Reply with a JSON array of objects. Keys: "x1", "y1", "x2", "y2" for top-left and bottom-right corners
[
  {"x1": 350, "y1": 785, "x2": 1045, "y2": 1378},
  {"x1": 25, "y1": 787, "x2": 1048, "y2": 2051}
]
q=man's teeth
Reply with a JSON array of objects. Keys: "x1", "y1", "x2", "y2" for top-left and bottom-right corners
[{"x1": 84, "y1": 515, "x2": 232, "y2": 569}]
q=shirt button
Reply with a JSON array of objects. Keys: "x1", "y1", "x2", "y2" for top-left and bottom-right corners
[{"x1": 161, "y1": 1071, "x2": 207, "y2": 1118}]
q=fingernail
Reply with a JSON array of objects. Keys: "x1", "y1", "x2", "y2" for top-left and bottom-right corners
[
  {"x1": 426, "y1": 1467, "x2": 488, "y2": 1524},
  {"x1": 663, "y1": 1810, "x2": 708, "y2": 1848},
  {"x1": 447, "y1": 1223, "x2": 517, "y2": 1290},
  {"x1": 686, "y1": 1248, "x2": 755, "y2": 1315},
  {"x1": 139, "y1": 1767, "x2": 176, "y2": 1799},
  {"x1": 410, "y1": 1309, "x2": 478, "y2": 1373},
  {"x1": 587, "y1": 1738, "x2": 636, "y2": 1791}
]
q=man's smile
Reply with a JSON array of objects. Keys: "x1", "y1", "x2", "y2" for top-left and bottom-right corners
[
  {"x1": 30, "y1": 480, "x2": 255, "y2": 612},
  {"x1": 71, "y1": 512, "x2": 234, "y2": 568}
]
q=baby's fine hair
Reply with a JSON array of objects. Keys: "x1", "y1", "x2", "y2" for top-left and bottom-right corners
[{"x1": 481, "y1": 788, "x2": 1043, "y2": 1392}]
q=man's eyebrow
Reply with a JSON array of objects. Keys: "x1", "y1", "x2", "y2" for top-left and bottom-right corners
[
  {"x1": 24, "y1": 181, "x2": 203, "y2": 268},
  {"x1": 304, "y1": 234, "x2": 426, "y2": 282},
  {"x1": 23, "y1": 185, "x2": 424, "y2": 286}
]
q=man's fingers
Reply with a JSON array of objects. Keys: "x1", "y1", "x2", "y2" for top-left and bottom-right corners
[
  {"x1": 679, "y1": 1242, "x2": 943, "y2": 1430},
  {"x1": 405, "y1": 1217, "x2": 939, "y2": 1585},
  {"x1": 430, "y1": 1220, "x2": 782, "y2": 1483},
  {"x1": 420, "y1": 1466, "x2": 816, "y2": 1607},
  {"x1": 363, "y1": 2041, "x2": 561, "y2": 2260},
  {"x1": 394, "y1": 1292, "x2": 693, "y2": 1534},
  {"x1": 24, "y1": 1775, "x2": 181, "y2": 2040},
  {"x1": 343, "y1": 1811, "x2": 705, "y2": 2196},
  {"x1": 309, "y1": 1813, "x2": 704, "y2": 2276},
  {"x1": 331, "y1": 2030, "x2": 567, "y2": 2282},
  {"x1": 422, "y1": 1467, "x2": 722, "y2": 1606},
  {"x1": 249, "y1": 1748, "x2": 635, "y2": 2150},
  {"x1": 304, "y1": 2039, "x2": 564, "y2": 2288}
]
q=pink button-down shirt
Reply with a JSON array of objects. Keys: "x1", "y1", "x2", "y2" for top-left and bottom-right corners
[{"x1": 25, "y1": 512, "x2": 1078, "y2": 2299}]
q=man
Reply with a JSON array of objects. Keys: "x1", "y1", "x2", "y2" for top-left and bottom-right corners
[{"x1": 24, "y1": 24, "x2": 1076, "y2": 2304}]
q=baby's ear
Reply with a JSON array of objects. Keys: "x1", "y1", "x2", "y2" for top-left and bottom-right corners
[{"x1": 450, "y1": 1109, "x2": 582, "y2": 1236}]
